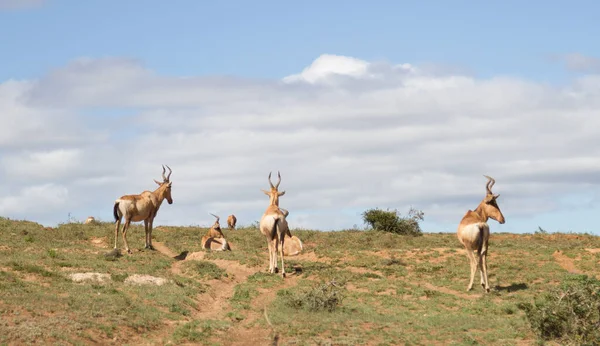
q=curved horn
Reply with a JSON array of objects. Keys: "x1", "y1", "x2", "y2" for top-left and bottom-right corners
[
  {"x1": 275, "y1": 171, "x2": 281, "y2": 189},
  {"x1": 483, "y1": 175, "x2": 495, "y2": 195},
  {"x1": 165, "y1": 165, "x2": 172, "y2": 181},
  {"x1": 161, "y1": 165, "x2": 167, "y2": 181},
  {"x1": 268, "y1": 172, "x2": 274, "y2": 189},
  {"x1": 209, "y1": 213, "x2": 220, "y2": 222}
]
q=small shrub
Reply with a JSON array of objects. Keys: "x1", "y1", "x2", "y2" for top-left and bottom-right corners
[
  {"x1": 361, "y1": 207, "x2": 424, "y2": 236},
  {"x1": 285, "y1": 280, "x2": 345, "y2": 312},
  {"x1": 518, "y1": 275, "x2": 600, "y2": 344}
]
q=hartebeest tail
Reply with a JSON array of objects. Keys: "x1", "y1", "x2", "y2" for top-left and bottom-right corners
[
  {"x1": 113, "y1": 165, "x2": 174, "y2": 254},
  {"x1": 113, "y1": 203, "x2": 120, "y2": 221},
  {"x1": 457, "y1": 175, "x2": 505, "y2": 293}
]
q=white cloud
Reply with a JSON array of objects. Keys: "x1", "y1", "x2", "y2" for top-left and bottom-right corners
[
  {"x1": 0, "y1": 184, "x2": 68, "y2": 216},
  {"x1": 1, "y1": 54, "x2": 600, "y2": 233},
  {"x1": 561, "y1": 53, "x2": 600, "y2": 73}
]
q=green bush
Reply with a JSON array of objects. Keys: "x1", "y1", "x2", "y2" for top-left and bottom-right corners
[
  {"x1": 361, "y1": 207, "x2": 424, "y2": 236},
  {"x1": 518, "y1": 275, "x2": 600, "y2": 345},
  {"x1": 285, "y1": 280, "x2": 345, "y2": 312}
]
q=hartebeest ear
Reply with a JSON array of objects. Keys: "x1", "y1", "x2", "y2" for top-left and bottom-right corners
[
  {"x1": 261, "y1": 189, "x2": 270, "y2": 196},
  {"x1": 484, "y1": 194, "x2": 495, "y2": 203},
  {"x1": 278, "y1": 191, "x2": 286, "y2": 196},
  {"x1": 168, "y1": 182, "x2": 173, "y2": 188},
  {"x1": 154, "y1": 179, "x2": 162, "y2": 186},
  {"x1": 494, "y1": 194, "x2": 500, "y2": 199}
]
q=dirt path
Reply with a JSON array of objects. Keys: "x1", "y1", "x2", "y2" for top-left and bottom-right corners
[
  {"x1": 227, "y1": 270, "x2": 301, "y2": 346},
  {"x1": 151, "y1": 241, "x2": 300, "y2": 345},
  {"x1": 552, "y1": 250, "x2": 582, "y2": 274}
]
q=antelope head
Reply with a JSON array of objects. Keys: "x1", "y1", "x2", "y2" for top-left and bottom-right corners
[
  {"x1": 479, "y1": 175, "x2": 505, "y2": 224},
  {"x1": 210, "y1": 213, "x2": 221, "y2": 232},
  {"x1": 154, "y1": 165, "x2": 173, "y2": 204},
  {"x1": 261, "y1": 171, "x2": 286, "y2": 206}
]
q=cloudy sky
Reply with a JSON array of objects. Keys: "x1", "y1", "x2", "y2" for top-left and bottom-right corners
[{"x1": 1, "y1": 1, "x2": 600, "y2": 234}]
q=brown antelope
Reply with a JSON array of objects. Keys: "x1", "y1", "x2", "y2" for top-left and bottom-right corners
[
  {"x1": 84, "y1": 216, "x2": 96, "y2": 224},
  {"x1": 259, "y1": 171, "x2": 290, "y2": 277},
  {"x1": 227, "y1": 214, "x2": 237, "y2": 230},
  {"x1": 457, "y1": 175, "x2": 505, "y2": 293},
  {"x1": 278, "y1": 208, "x2": 303, "y2": 257},
  {"x1": 113, "y1": 165, "x2": 173, "y2": 254},
  {"x1": 201, "y1": 213, "x2": 231, "y2": 251}
]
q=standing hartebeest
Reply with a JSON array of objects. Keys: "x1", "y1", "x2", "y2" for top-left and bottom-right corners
[
  {"x1": 457, "y1": 175, "x2": 505, "y2": 293},
  {"x1": 201, "y1": 213, "x2": 231, "y2": 251},
  {"x1": 227, "y1": 214, "x2": 237, "y2": 230},
  {"x1": 259, "y1": 171, "x2": 290, "y2": 277},
  {"x1": 113, "y1": 165, "x2": 173, "y2": 254}
]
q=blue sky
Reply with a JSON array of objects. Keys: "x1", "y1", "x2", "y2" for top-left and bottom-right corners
[
  {"x1": 2, "y1": 1, "x2": 599, "y2": 82},
  {"x1": 1, "y1": 0, "x2": 600, "y2": 235}
]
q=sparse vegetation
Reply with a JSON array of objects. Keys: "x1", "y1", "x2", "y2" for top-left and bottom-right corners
[
  {"x1": 0, "y1": 219, "x2": 599, "y2": 344},
  {"x1": 361, "y1": 206, "x2": 424, "y2": 236}
]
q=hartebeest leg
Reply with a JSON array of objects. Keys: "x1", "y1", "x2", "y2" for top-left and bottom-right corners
[
  {"x1": 148, "y1": 219, "x2": 155, "y2": 250},
  {"x1": 465, "y1": 249, "x2": 477, "y2": 291},
  {"x1": 266, "y1": 239, "x2": 274, "y2": 273},
  {"x1": 122, "y1": 219, "x2": 133, "y2": 254},
  {"x1": 272, "y1": 239, "x2": 279, "y2": 273},
  {"x1": 144, "y1": 220, "x2": 150, "y2": 249},
  {"x1": 480, "y1": 251, "x2": 490, "y2": 292},
  {"x1": 114, "y1": 218, "x2": 121, "y2": 249},
  {"x1": 278, "y1": 233, "x2": 286, "y2": 278}
]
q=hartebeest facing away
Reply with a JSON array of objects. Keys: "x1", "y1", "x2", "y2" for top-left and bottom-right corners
[
  {"x1": 227, "y1": 214, "x2": 237, "y2": 230},
  {"x1": 259, "y1": 171, "x2": 290, "y2": 277},
  {"x1": 457, "y1": 175, "x2": 505, "y2": 293},
  {"x1": 201, "y1": 213, "x2": 231, "y2": 251},
  {"x1": 113, "y1": 165, "x2": 173, "y2": 254},
  {"x1": 278, "y1": 208, "x2": 303, "y2": 257}
]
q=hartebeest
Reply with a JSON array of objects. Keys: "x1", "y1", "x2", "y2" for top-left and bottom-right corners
[
  {"x1": 201, "y1": 213, "x2": 231, "y2": 251},
  {"x1": 278, "y1": 208, "x2": 303, "y2": 257},
  {"x1": 84, "y1": 216, "x2": 96, "y2": 225},
  {"x1": 113, "y1": 165, "x2": 173, "y2": 254},
  {"x1": 227, "y1": 214, "x2": 237, "y2": 230},
  {"x1": 259, "y1": 171, "x2": 290, "y2": 277},
  {"x1": 457, "y1": 175, "x2": 505, "y2": 293}
]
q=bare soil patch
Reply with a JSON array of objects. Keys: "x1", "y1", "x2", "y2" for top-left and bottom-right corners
[{"x1": 552, "y1": 250, "x2": 582, "y2": 274}]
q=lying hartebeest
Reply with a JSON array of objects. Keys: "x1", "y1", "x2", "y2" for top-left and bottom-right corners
[
  {"x1": 278, "y1": 208, "x2": 303, "y2": 257},
  {"x1": 457, "y1": 175, "x2": 505, "y2": 293},
  {"x1": 227, "y1": 214, "x2": 237, "y2": 230},
  {"x1": 113, "y1": 165, "x2": 173, "y2": 254},
  {"x1": 84, "y1": 216, "x2": 97, "y2": 225},
  {"x1": 201, "y1": 213, "x2": 231, "y2": 251},
  {"x1": 259, "y1": 171, "x2": 290, "y2": 277}
]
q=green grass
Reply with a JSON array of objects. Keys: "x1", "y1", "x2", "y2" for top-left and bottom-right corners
[{"x1": 0, "y1": 218, "x2": 599, "y2": 345}]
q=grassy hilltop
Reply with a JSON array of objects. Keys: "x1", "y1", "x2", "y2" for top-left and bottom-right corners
[{"x1": 0, "y1": 218, "x2": 599, "y2": 345}]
